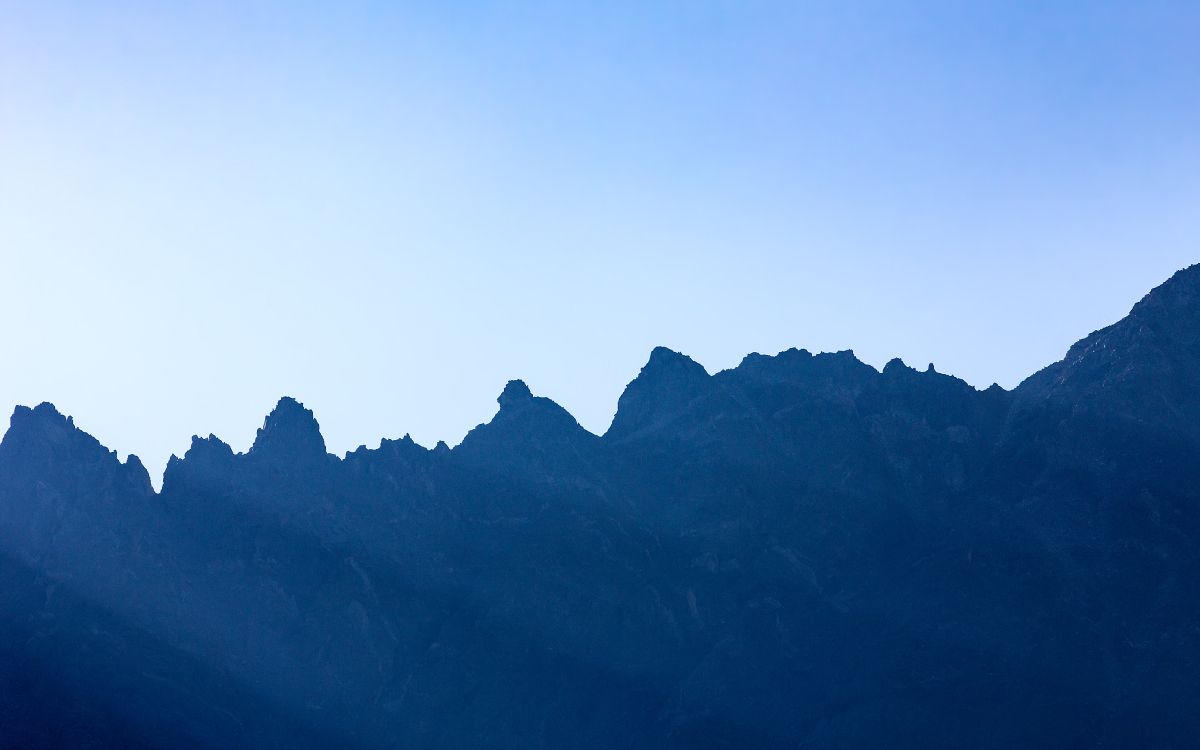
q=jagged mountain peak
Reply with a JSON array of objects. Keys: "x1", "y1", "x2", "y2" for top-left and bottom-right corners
[
  {"x1": 162, "y1": 434, "x2": 235, "y2": 490},
  {"x1": 455, "y1": 380, "x2": 596, "y2": 470},
  {"x1": 478, "y1": 380, "x2": 584, "y2": 431},
  {"x1": 645, "y1": 345, "x2": 707, "y2": 375},
  {"x1": 375, "y1": 433, "x2": 427, "y2": 456},
  {"x1": 9, "y1": 401, "x2": 71, "y2": 432},
  {"x1": 186, "y1": 433, "x2": 236, "y2": 461},
  {"x1": 3, "y1": 402, "x2": 97, "y2": 456},
  {"x1": 0, "y1": 402, "x2": 153, "y2": 498},
  {"x1": 738, "y1": 347, "x2": 813, "y2": 367},
  {"x1": 1128, "y1": 262, "x2": 1200, "y2": 319},
  {"x1": 121, "y1": 453, "x2": 154, "y2": 495},
  {"x1": 727, "y1": 347, "x2": 875, "y2": 388},
  {"x1": 879, "y1": 357, "x2": 962, "y2": 386},
  {"x1": 498, "y1": 379, "x2": 534, "y2": 409},
  {"x1": 248, "y1": 396, "x2": 328, "y2": 463},
  {"x1": 607, "y1": 347, "x2": 711, "y2": 440},
  {"x1": 1017, "y1": 263, "x2": 1200, "y2": 410}
]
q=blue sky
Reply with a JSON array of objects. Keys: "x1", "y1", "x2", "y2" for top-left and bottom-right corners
[{"x1": 1, "y1": 1, "x2": 1198, "y2": 482}]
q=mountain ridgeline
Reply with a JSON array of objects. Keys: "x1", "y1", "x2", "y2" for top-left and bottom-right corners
[{"x1": 3, "y1": 266, "x2": 1200, "y2": 748}]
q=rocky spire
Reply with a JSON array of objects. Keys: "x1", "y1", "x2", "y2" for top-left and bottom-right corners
[
  {"x1": 497, "y1": 379, "x2": 534, "y2": 410},
  {"x1": 606, "y1": 347, "x2": 710, "y2": 440},
  {"x1": 0, "y1": 402, "x2": 152, "y2": 498},
  {"x1": 248, "y1": 397, "x2": 328, "y2": 465}
]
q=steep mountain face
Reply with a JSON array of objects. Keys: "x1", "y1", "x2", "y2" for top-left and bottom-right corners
[
  {"x1": 1, "y1": 266, "x2": 1199, "y2": 748},
  {"x1": 992, "y1": 266, "x2": 1200, "y2": 745}
]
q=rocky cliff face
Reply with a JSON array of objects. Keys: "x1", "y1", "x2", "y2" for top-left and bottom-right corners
[{"x1": 2, "y1": 266, "x2": 1199, "y2": 749}]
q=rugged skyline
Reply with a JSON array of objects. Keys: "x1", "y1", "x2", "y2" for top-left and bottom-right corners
[
  {"x1": 11, "y1": 262, "x2": 1200, "y2": 490},
  {"x1": 2, "y1": 264, "x2": 1198, "y2": 747},
  {"x1": 5, "y1": 4, "x2": 1197, "y2": 747},
  {"x1": 4, "y1": 1, "x2": 1198, "y2": 481}
]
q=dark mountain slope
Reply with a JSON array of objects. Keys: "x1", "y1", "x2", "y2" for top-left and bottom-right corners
[
  {"x1": 1, "y1": 266, "x2": 1199, "y2": 748},
  {"x1": 990, "y1": 265, "x2": 1200, "y2": 744}
]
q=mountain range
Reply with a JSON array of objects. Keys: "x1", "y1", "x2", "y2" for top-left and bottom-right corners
[{"x1": 2, "y1": 265, "x2": 1200, "y2": 748}]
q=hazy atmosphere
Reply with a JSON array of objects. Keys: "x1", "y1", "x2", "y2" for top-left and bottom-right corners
[{"x1": 2, "y1": 1, "x2": 1198, "y2": 481}]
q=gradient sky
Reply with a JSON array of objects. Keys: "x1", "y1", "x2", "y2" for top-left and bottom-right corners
[{"x1": 1, "y1": 1, "x2": 1198, "y2": 484}]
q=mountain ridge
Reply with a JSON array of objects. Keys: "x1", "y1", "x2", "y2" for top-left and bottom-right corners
[
  {"x1": 2, "y1": 346, "x2": 1017, "y2": 487},
  {"x1": 1, "y1": 265, "x2": 1198, "y2": 749}
]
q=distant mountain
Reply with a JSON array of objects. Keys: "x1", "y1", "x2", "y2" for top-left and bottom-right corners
[{"x1": 2, "y1": 266, "x2": 1199, "y2": 749}]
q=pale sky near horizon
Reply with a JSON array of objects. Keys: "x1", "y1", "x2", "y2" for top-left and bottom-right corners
[{"x1": 1, "y1": 1, "x2": 1198, "y2": 484}]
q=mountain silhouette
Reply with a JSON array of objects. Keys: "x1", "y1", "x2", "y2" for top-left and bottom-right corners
[{"x1": 2, "y1": 265, "x2": 1200, "y2": 748}]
